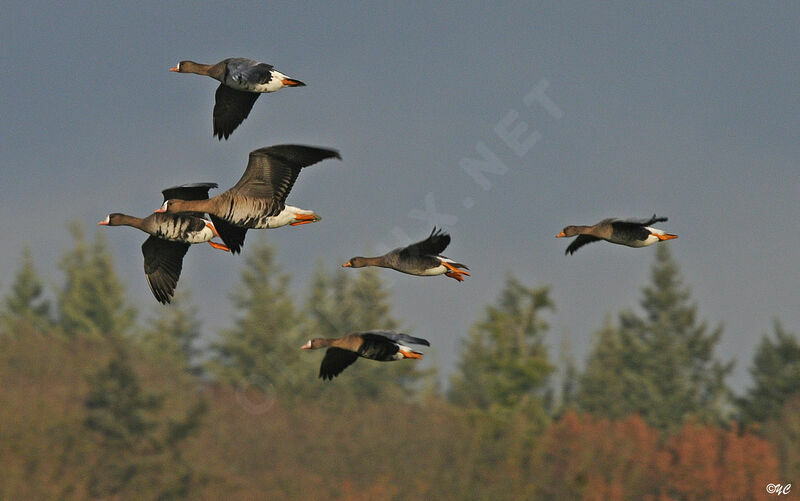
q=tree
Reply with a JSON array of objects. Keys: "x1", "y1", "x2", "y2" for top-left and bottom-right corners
[
  {"x1": 2, "y1": 247, "x2": 51, "y2": 330},
  {"x1": 303, "y1": 261, "x2": 433, "y2": 400},
  {"x1": 210, "y1": 237, "x2": 307, "y2": 396},
  {"x1": 138, "y1": 291, "x2": 202, "y2": 373},
  {"x1": 448, "y1": 275, "x2": 554, "y2": 413},
  {"x1": 58, "y1": 222, "x2": 136, "y2": 338},
  {"x1": 738, "y1": 320, "x2": 800, "y2": 425},
  {"x1": 577, "y1": 245, "x2": 732, "y2": 431},
  {"x1": 84, "y1": 346, "x2": 206, "y2": 499}
]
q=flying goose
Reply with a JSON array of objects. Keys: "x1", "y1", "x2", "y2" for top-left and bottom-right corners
[
  {"x1": 156, "y1": 144, "x2": 340, "y2": 253},
  {"x1": 343, "y1": 227, "x2": 470, "y2": 282},
  {"x1": 99, "y1": 183, "x2": 229, "y2": 304},
  {"x1": 170, "y1": 57, "x2": 305, "y2": 139},
  {"x1": 301, "y1": 331, "x2": 431, "y2": 380},
  {"x1": 556, "y1": 214, "x2": 677, "y2": 255}
]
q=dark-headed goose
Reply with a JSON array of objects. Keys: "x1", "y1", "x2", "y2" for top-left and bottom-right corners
[
  {"x1": 169, "y1": 58, "x2": 305, "y2": 140},
  {"x1": 99, "y1": 183, "x2": 229, "y2": 304},
  {"x1": 343, "y1": 227, "x2": 470, "y2": 282},
  {"x1": 557, "y1": 214, "x2": 678, "y2": 255},
  {"x1": 156, "y1": 144, "x2": 340, "y2": 253},
  {"x1": 301, "y1": 331, "x2": 431, "y2": 380}
]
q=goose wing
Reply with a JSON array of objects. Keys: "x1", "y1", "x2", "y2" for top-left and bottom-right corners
[
  {"x1": 399, "y1": 227, "x2": 450, "y2": 260},
  {"x1": 161, "y1": 182, "x2": 217, "y2": 202},
  {"x1": 141, "y1": 236, "x2": 190, "y2": 304},
  {"x1": 319, "y1": 348, "x2": 359, "y2": 380},
  {"x1": 361, "y1": 330, "x2": 431, "y2": 347},
  {"x1": 228, "y1": 145, "x2": 341, "y2": 204},
  {"x1": 213, "y1": 84, "x2": 260, "y2": 140},
  {"x1": 565, "y1": 235, "x2": 601, "y2": 255}
]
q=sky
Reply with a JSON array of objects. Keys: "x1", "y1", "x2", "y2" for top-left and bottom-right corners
[{"x1": 2, "y1": 2, "x2": 798, "y2": 391}]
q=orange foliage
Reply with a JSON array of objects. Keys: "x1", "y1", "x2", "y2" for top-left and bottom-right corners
[{"x1": 0, "y1": 330, "x2": 784, "y2": 500}]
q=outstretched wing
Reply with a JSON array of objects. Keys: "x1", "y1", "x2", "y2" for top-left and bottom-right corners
[
  {"x1": 141, "y1": 237, "x2": 190, "y2": 304},
  {"x1": 319, "y1": 348, "x2": 360, "y2": 380},
  {"x1": 361, "y1": 330, "x2": 431, "y2": 347},
  {"x1": 209, "y1": 215, "x2": 248, "y2": 255},
  {"x1": 213, "y1": 84, "x2": 260, "y2": 140},
  {"x1": 229, "y1": 144, "x2": 341, "y2": 202},
  {"x1": 630, "y1": 214, "x2": 668, "y2": 226},
  {"x1": 565, "y1": 235, "x2": 601, "y2": 255},
  {"x1": 161, "y1": 182, "x2": 217, "y2": 202},
  {"x1": 399, "y1": 227, "x2": 451, "y2": 259}
]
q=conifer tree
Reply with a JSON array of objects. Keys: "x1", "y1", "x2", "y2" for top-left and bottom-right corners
[
  {"x1": 84, "y1": 347, "x2": 205, "y2": 498},
  {"x1": 448, "y1": 275, "x2": 554, "y2": 413},
  {"x1": 2, "y1": 247, "x2": 51, "y2": 330},
  {"x1": 138, "y1": 291, "x2": 202, "y2": 373},
  {"x1": 739, "y1": 320, "x2": 800, "y2": 425},
  {"x1": 58, "y1": 222, "x2": 135, "y2": 338},
  {"x1": 577, "y1": 246, "x2": 732, "y2": 431},
  {"x1": 210, "y1": 237, "x2": 307, "y2": 395}
]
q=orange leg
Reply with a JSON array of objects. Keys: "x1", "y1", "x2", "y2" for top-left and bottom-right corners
[
  {"x1": 398, "y1": 349, "x2": 422, "y2": 359},
  {"x1": 208, "y1": 241, "x2": 231, "y2": 252},
  {"x1": 441, "y1": 261, "x2": 470, "y2": 276}
]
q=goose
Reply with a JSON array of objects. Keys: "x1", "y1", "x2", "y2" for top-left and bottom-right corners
[
  {"x1": 556, "y1": 214, "x2": 677, "y2": 255},
  {"x1": 343, "y1": 227, "x2": 470, "y2": 282},
  {"x1": 98, "y1": 183, "x2": 229, "y2": 304},
  {"x1": 170, "y1": 58, "x2": 305, "y2": 140},
  {"x1": 156, "y1": 144, "x2": 340, "y2": 253},
  {"x1": 301, "y1": 331, "x2": 431, "y2": 380}
]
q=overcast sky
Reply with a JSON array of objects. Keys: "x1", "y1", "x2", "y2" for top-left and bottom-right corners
[{"x1": 2, "y1": 2, "x2": 798, "y2": 391}]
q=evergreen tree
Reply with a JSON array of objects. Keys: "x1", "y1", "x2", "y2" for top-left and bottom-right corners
[
  {"x1": 210, "y1": 237, "x2": 307, "y2": 395},
  {"x1": 304, "y1": 261, "x2": 433, "y2": 400},
  {"x1": 84, "y1": 346, "x2": 205, "y2": 498},
  {"x1": 58, "y1": 222, "x2": 135, "y2": 338},
  {"x1": 448, "y1": 275, "x2": 554, "y2": 413},
  {"x1": 138, "y1": 291, "x2": 202, "y2": 373},
  {"x1": 739, "y1": 320, "x2": 800, "y2": 425},
  {"x1": 2, "y1": 247, "x2": 51, "y2": 330},
  {"x1": 576, "y1": 245, "x2": 732, "y2": 431}
]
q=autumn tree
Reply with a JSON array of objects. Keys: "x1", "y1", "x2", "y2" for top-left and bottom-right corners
[
  {"x1": 58, "y1": 222, "x2": 136, "y2": 338},
  {"x1": 738, "y1": 320, "x2": 800, "y2": 425},
  {"x1": 577, "y1": 245, "x2": 732, "y2": 431},
  {"x1": 1, "y1": 247, "x2": 51, "y2": 331}
]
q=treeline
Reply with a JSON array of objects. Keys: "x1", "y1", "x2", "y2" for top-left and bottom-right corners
[{"x1": 1, "y1": 224, "x2": 798, "y2": 499}]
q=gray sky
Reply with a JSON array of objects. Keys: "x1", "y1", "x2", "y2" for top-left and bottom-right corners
[{"x1": 2, "y1": 2, "x2": 798, "y2": 391}]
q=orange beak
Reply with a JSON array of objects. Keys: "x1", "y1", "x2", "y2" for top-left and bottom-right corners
[
  {"x1": 556, "y1": 232, "x2": 566, "y2": 238},
  {"x1": 97, "y1": 220, "x2": 108, "y2": 226},
  {"x1": 342, "y1": 261, "x2": 352, "y2": 267},
  {"x1": 656, "y1": 233, "x2": 678, "y2": 241},
  {"x1": 301, "y1": 340, "x2": 312, "y2": 349},
  {"x1": 169, "y1": 65, "x2": 179, "y2": 72},
  {"x1": 281, "y1": 78, "x2": 306, "y2": 87}
]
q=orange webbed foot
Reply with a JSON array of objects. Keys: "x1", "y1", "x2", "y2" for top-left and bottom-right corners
[
  {"x1": 445, "y1": 272, "x2": 465, "y2": 282},
  {"x1": 289, "y1": 213, "x2": 320, "y2": 226}
]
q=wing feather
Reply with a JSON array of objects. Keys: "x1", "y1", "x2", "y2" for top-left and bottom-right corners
[{"x1": 141, "y1": 237, "x2": 190, "y2": 304}]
